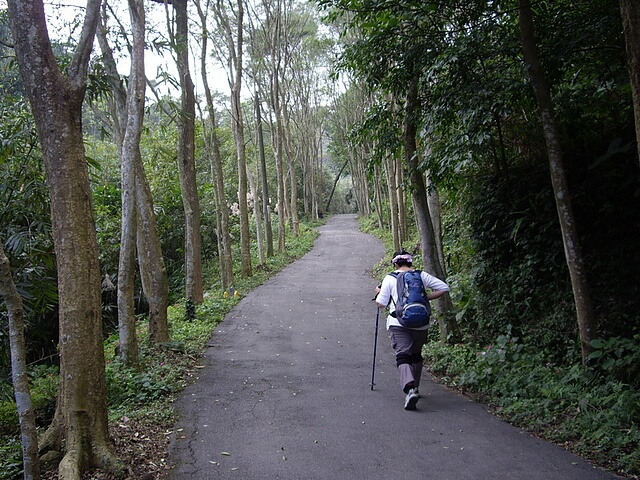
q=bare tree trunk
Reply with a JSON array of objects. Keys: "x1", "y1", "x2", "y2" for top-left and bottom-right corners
[
  {"x1": 135, "y1": 168, "x2": 170, "y2": 344},
  {"x1": 395, "y1": 154, "x2": 407, "y2": 243},
  {"x1": 7, "y1": 1, "x2": 124, "y2": 477},
  {"x1": 116, "y1": 0, "x2": 147, "y2": 369},
  {"x1": 255, "y1": 91, "x2": 274, "y2": 257},
  {"x1": 273, "y1": 88, "x2": 287, "y2": 251},
  {"x1": 373, "y1": 164, "x2": 385, "y2": 229},
  {"x1": 231, "y1": 0, "x2": 252, "y2": 277},
  {"x1": 620, "y1": 0, "x2": 640, "y2": 170},
  {"x1": 325, "y1": 158, "x2": 348, "y2": 212},
  {"x1": 403, "y1": 73, "x2": 457, "y2": 342},
  {"x1": 264, "y1": 1, "x2": 287, "y2": 251},
  {"x1": 173, "y1": 0, "x2": 204, "y2": 309},
  {"x1": 214, "y1": 0, "x2": 252, "y2": 276},
  {"x1": 283, "y1": 101, "x2": 300, "y2": 235},
  {"x1": 426, "y1": 173, "x2": 446, "y2": 274},
  {"x1": 384, "y1": 155, "x2": 401, "y2": 252},
  {"x1": 247, "y1": 167, "x2": 265, "y2": 265},
  {"x1": 0, "y1": 243, "x2": 39, "y2": 479},
  {"x1": 194, "y1": 0, "x2": 234, "y2": 291},
  {"x1": 97, "y1": 4, "x2": 169, "y2": 345},
  {"x1": 519, "y1": 0, "x2": 596, "y2": 365}
]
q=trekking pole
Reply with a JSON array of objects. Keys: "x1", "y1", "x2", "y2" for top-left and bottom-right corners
[{"x1": 370, "y1": 306, "x2": 380, "y2": 391}]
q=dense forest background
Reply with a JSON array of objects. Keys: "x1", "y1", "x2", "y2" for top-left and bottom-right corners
[{"x1": 1, "y1": 0, "x2": 639, "y2": 479}]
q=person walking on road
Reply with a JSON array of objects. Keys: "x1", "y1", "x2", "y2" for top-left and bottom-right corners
[{"x1": 375, "y1": 250, "x2": 450, "y2": 410}]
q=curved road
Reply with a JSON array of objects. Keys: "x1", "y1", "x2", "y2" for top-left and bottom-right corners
[{"x1": 168, "y1": 214, "x2": 620, "y2": 480}]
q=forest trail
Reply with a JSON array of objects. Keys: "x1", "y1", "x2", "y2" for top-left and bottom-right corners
[{"x1": 167, "y1": 214, "x2": 620, "y2": 480}]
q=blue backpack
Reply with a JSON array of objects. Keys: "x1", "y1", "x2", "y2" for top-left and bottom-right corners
[{"x1": 389, "y1": 270, "x2": 431, "y2": 328}]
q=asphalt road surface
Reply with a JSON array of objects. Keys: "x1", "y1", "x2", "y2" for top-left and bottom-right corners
[{"x1": 168, "y1": 214, "x2": 620, "y2": 480}]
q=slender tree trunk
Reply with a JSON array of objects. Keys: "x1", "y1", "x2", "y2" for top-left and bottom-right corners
[
  {"x1": 0, "y1": 243, "x2": 39, "y2": 479},
  {"x1": 519, "y1": 0, "x2": 596, "y2": 365},
  {"x1": 215, "y1": 0, "x2": 252, "y2": 276},
  {"x1": 135, "y1": 167, "x2": 170, "y2": 344},
  {"x1": 283, "y1": 101, "x2": 300, "y2": 235},
  {"x1": 255, "y1": 91, "x2": 274, "y2": 257},
  {"x1": 97, "y1": 5, "x2": 169, "y2": 345},
  {"x1": 403, "y1": 73, "x2": 457, "y2": 342},
  {"x1": 117, "y1": 0, "x2": 147, "y2": 369},
  {"x1": 373, "y1": 164, "x2": 385, "y2": 229},
  {"x1": 247, "y1": 168, "x2": 265, "y2": 265},
  {"x1": 7, "y1": 1, "x2": 124, "y2": 477},
  {"x1": 173, "y1": 0, "x2": 204, "y2": 309},
  {"x1": 620, "y1": 0, "x2": 640, "y2": 170},
  {"x1": 426, "y1": 173, "x2": 446, "y2": 274},
  {"x1": 230, "y1": 0, "x2": 252, "y2": 277},
  {"x1": 395, "y1": 154, "x2": 407, "y2": 242},
  {"x1": 325, "y1": 158, "x2": 348, "y2": 212},
  {"x1": 384, "y1": 155, "x2": 401, "y2": 252},
  {"x1": 273, "y1": 90, "x2": 287, "y2": 250},
  {"x1": 194, "y1": 0, "x2": 234, "y2": 291}
]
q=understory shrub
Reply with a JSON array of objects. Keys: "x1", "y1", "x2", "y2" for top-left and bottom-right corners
[{"x1": 425, "y1": 337, "x2": 640, "y2": 477}]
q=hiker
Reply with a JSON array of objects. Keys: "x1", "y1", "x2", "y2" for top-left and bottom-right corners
[{"x1": 375, "y1": 250, "x2": 450, "y2": 410}]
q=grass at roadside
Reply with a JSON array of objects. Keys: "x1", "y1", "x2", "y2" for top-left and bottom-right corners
[{"x1": 0, "y1": 220, "x2": 321, "y2": 480}]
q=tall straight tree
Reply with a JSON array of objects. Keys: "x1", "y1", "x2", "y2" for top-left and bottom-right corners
[
  {"x1": 518, "y1": 0, "x2": 596, "y2": 365},
  {"x1": 213, "y1": 0, "x2": 253, "y2": 277},
  {"x1": 170, "y1": 0, "x2": 205, "y2": 307},
  {"x1": 193, "y1": 0, "x2": 235, "y2": 291},
  {"x1": 403, "y1": 74, "x2": 457, "y2": 341},
  {"x1": 6, "y1": 0, "x2": 123, "y2": 478},
  {"x1": 96, "y1": 4, "x2": 170, "y2": 345},
  {"x1": 115, "y1": 0, "x2": 147, "y2": 367},
  {"x1": 255, "y1": 90, "x2": 274, "y2": 257},
  {"x1": 0, "y1": 242, "x2": 39, "y2": 479},
  {"x1": 262, "y1": 0, "x2": 288, "y2": 251}
]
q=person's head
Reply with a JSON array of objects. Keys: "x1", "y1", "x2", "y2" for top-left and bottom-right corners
[{"x1": 392, "y1": 249, "x2": 413, "y2": 268}]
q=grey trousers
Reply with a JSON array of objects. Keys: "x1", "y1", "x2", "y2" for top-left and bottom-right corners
[{"x1": 389, "y1": 326, "x2": 429, "y2": 392}]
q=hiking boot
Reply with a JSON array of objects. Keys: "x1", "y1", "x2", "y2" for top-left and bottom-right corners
[{"x1": 404, "y1": 387, "x2": 419, "y2": 410}]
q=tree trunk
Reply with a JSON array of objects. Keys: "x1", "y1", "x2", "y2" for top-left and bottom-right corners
[
  {"x1": 395, "y1": 153, "x2": 407, "y2": 243},
  {"x1": 403, "y1": 73, "x2": 457, "y2": 342},
  {"x1": 117, "y1": 0, "x2": 146, "y2": 369},
  {"x1": 135, "y1": 167, "x2": 170, "y2": 344},
  {"x1": 283, "y1": 101, "x2": 300, "y2": 235},
  {"x1": 426, "y1": 173, "x2": 447, "y2": 274},
  {"x1": 373, "y1": 163, "x2": 385, "y2": 229},
  {"x1": 97, "y1": 5, "x2": 169, "y2": 345},
  {"x1": 0, "y1": 243, "x2": 39, "y2": 479},
  {"x1": 247, "y1": 167, "x2": 265, "y2": 266},
  {"x1": 173, "y1": 0, "x2": 204, "y2": 309},
  {"x1": 214, "y1": 0, "x2": 252, "y2": 277},
  {"x1": 384, "y1": 155, "x2": 401, "y2": 252},
  {"x1": 273, "y1": 86, "x2": 287, "y2": 251},
  {"x1": 325, "y1": 158, "x2": 348, "y2": 212},
  {"x1": 255, "y1": 91, "x2": 274, "y2": 257},
  {"x1": 230, "y1": 0, "x2": 252, "y2": 277},
  {"x1": 519, "y1": 0, "x2": 596, "y2": 365},
  {"x1": 194, "y1": 0, "x2": 234, "y2": 291},
  {"x1": 7, "y1": 1, "x2": 123, "y2": 477},
  {"x1": 620, "y1": 0, "x2": 640, "y2": 170}
]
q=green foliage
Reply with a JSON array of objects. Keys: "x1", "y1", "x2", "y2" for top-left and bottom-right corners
[
  {"x1": 0, "y1": 436, "x2": 22, "y2": 480},
  {"x1": 588, "y1": 335, "x2": 640, "y2": 389},
  {"x1": 0, "y1": 364, "x2": 58, "y2": 435},
  {"x1": 425, "y1": 338, "x2": 640, "y2": 476}
]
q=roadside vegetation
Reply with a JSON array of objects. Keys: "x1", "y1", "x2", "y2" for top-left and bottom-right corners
[
  {"x1": 0, "y1": 222, "x2": 320, "y2": 480},
  {"x1": 361, "y1": 210, "x2": 640, "y2": 479}
]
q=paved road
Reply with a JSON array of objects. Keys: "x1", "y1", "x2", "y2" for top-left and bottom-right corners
[{"x1": 168, "y1": 214, "x2": 620, "y2": 480}]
